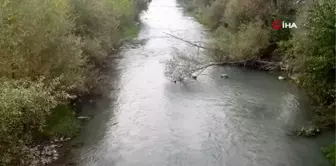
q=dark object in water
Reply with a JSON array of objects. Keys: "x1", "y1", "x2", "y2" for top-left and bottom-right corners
[
  {"x1": 221, "y1": 74, "x2": 228, "y2": 78},
  {"x1": 72, "y1": 142, "x2": 84, "y2": 148}
]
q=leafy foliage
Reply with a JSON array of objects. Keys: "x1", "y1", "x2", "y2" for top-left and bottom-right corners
[
  {"x1": 0, "y1": 0, "x2": 86, "y2": 96},
  {"x1": 181, "y1": 0, "x2": 336, "y2": 105},
  {"x1": 178, "y1": 0, "x2": 299, "y2": 59},
  {"x1": 177, "y1": 0, "x2": 335, "y2": 163},
  {"x1": 213, "y1": 20, "x2": 270, "y2": 61},
  {"x1": 287, "y1": 0, "x2": 335, "y2": 109},
  {"x1": 0, "y1": 79, "x2": 58, "y2": 165},
  {"x1": 322, "y1": 143, "x2": 336, "y2": 166},
  {"x1": 0, "y1": 0, "x2": 149, "y2": 164}
]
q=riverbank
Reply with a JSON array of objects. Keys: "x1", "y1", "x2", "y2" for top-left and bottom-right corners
[
  {"x1": 177, "y1": 0, "x2": 335, "y2": 130},
  {"x1": 179, "y1": 0, "x2": 336, "y2": 127},
  {"x1": 0, "y1": 0, "x2": 149, "y2": 165},
  {"x1": 33, "y1": 20, "x2": 145, "y2": 166},
  {"x1": 44, "y1": 31, "x2": 144, "y2": 166},
  {"x1": 176, "y1": 0, "x2": 335, "y2": 164}
]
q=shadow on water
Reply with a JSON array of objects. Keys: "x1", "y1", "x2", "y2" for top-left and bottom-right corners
[{"x1": 63, "y1": 0, "x2": 335, "y2": 165}]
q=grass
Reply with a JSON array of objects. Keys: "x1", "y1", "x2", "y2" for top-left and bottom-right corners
[
  {"x1": 123, "y1": 24, "x2": 140, "y2": 39},
  {"x1": 322, "y1": 143, "x2": 336, "y2": 166},
  {"x1": 43, "y1": 105, "x2": 80, "y2": 138}
]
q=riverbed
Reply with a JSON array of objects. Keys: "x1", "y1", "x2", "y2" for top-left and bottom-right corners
[{"x1": 68, "y1": 0, "x2": 334, "y2": 165}]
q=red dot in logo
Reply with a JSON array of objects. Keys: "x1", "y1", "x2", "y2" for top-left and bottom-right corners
[{"x1": 272, "y1": 19, "x2": 282, "y2": 30}]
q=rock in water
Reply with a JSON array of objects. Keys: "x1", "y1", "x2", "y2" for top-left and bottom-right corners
[
  {"x1": 297, "y1": 126, "x2": 321, "y2": 137},
  {"x1": 221, "y1": 74, "x2": 228, "y2": 78},
  {"x1": 278, "y1": 76, "x2": 286, "y2": 80},
  {"x1": 191, "y1": 74, "x2": 197, "y2": 80}
]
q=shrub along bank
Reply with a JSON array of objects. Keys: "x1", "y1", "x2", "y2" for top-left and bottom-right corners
[
  {"x1": 178, "y1": 0, "x2": 335, "y2": 128},
  {"x1": 178, "y1": 0, "x2": 335, "y2": 164},
  {"x1": 0, "y1": 0, "x2": 149, "y2": 165}
]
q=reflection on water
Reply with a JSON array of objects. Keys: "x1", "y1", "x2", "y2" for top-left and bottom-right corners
[{"x1": 70, "y1": 0, "x2": 334, "y2": 165}]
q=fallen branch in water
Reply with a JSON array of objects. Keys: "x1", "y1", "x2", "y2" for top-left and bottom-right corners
[
  {"x1": 243, "y1": 59, "x2": 280, "y2": 70},
  {"x1": 182, "y1": 58, "x2": 280, "y2": 80},
  {"x1": 166, "y1": 57, "x2": 280, "y2": 82},
  {"x1": 189, "y1": 58, "x2": 255, "y2": 77},
  {"x1": 164, "y1": 32, "x2": 208, "y2": 49},
  {"x1": 163, "y1": 34, "x2": 280, "y2": 82},
  {"x1": 163, "y1": 32, "x2": 226, "y2": 54}
]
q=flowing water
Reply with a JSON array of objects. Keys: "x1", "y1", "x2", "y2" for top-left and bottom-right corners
[{"x1": 70, "y1": 0, "x2": 334, "y2": 165}]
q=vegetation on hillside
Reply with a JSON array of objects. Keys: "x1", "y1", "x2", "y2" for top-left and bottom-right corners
[{"x1": 0, "y1": 0, "x2": 149, "y2": 165}]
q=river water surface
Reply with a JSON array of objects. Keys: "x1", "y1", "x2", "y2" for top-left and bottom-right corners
[{"x1": 71, "y1": 0, "x2": 334, "y2": 165}]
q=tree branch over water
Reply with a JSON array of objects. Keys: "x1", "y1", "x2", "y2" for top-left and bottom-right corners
[
  {"x1": 164, "y1": 32, "x2": 209, "y2": 50},
  {"x1": 163, "y1": 33, "x2": 280, "y2": 82},
  {"x1": 163, "y1": 32, "x2": 226, "y2": 54},
  {"x1": 164, "y1": 48, "x2": 256, "y2": 82}
]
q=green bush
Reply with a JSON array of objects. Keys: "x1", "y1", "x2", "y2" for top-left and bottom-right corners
[
  {"x1": 322, "y1": 143, "x2": 336, "y2": 166},
  {"x1": 0, "y1": 0, "x2": 86, "y2": 97},
  {"x1": 222, "y1": 0, "x2": 271, "y2": 30},
  {"x1": 206, "y1": 0, "x2": 227, "y2": 28},
  {"x1": 0, "y1": 79, "x2": 58, "y2": 165},
  {"x1": 180, "y1": 0, "x2": 278, "y2": 62},
  {"x1": 69, "y1": 0, "x2": 146, "y2": 69},
  {"x1": 212, "y1": 20, "x2": 270, "y2": 61},
  {"x1": 288, "y1": 0, "x2": 335, "y2": 108},
  {"x1": 70, "y1": 0, "x2": 120, "y2": 51},
  {"x1": 0, "y1": 0, "x2": 149, "y2": 164}
]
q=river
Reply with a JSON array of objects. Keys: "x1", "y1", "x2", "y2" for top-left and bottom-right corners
[{"x1": 68, "y1": 0, "x2": 334, "y2": 165}]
